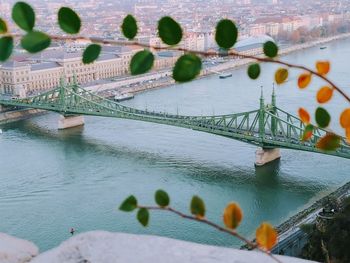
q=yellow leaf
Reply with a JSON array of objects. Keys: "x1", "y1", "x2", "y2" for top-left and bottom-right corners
[
  {"x1": 316, "y1": 86, "x2": 333, "y2": 104},
  {"x1": 256, "y1": 222, "x2": 277, "y2": 251},
  {"x1": 298, "y1": 73, "x2": 311, "y2": 89},
  {"x1": 340, "y1": 108, "x2": 350, "y2": 128},
  {"x1": 223, "y1": 202, "x2": 243, "y2": 230},
  {"x1": 298, "y1": 107, "x2": 310, "y2": 124},
  {"x1": 274, "y1": 68, "x2": 288, "y2": 85},
  {"x1": 316, "y1": 61, "x2": 330, "y2": 75}
]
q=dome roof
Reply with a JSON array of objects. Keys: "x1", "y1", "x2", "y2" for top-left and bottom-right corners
[{"x1": 235, "y1": 35, "x2": 275, "y2": 48}]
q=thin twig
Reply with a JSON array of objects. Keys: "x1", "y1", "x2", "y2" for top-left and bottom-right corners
[
  {"x1": 139, "y1": 205, "x2": 283, "y2": 263},
  {"x1": 10, "y1": 33, "x2": 350, "y2": 103}
]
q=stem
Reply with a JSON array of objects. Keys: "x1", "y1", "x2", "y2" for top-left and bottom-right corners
[
  {"x1": 11, "y1": 33, "x2": 350, "y2": 103},
  {"x1": 139, "y1": 205, "x2": 283, "y2": 263}
]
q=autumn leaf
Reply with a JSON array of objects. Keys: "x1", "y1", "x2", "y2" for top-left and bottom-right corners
[
  {"x1": 316, "y1": 61, "x2": 330, "y2": 75},
  {"x1": 340, "y1": 108, "x2": 350, "y2": 129},
  {"x1": 301, "y1": 124, "x2": 314, "y2": 141},
  {"x1": 223, "y1": 202, "x2": 243, "y2": 230},
  {"x1": 275, "y1": 68, "x2": 288, "y2": 85},
  {"x1": 316, "y1": 133, "x2": 341, "y2": 151},
  {"x1": 316, "y1": 86, "x2": 333, "y2": 104},
  {"x1": 256, "y1": 222, "x2": 277, "y2": 251},
  {"x1": 298, "y1": 73, "x2": 311, "y2": 89},
  {"x1": 346, "y1": 128, "x2": 350, "y2": 143},
  {"x1": 298, "y1": 108, "x2": 310, "y2": 124}
]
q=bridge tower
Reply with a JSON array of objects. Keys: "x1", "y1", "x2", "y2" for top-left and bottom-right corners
[
  {"x1": 57, "y1": 75, "x2": 84, "y2": 129},
  {"x1": 258, "y1": 86, "x2": 265, "y2": 138},
  {"x1": 271, "y1": 84, "x2": 277, "y2": 136},
  {"x1": 255, "y1": 85, "x2": 281, "y2": 166}
]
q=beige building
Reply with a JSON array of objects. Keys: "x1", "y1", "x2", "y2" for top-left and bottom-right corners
[{"x1": 0, "y1": 46, "x2": 181, "y2": 97}]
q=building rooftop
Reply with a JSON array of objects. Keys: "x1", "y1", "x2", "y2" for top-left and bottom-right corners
[
  {"x1": 1, "y1": 61, "x2": 29, "y2": 69},
  {"x1": 31, "y1": 62, "x2": 62, "y2": 71}
]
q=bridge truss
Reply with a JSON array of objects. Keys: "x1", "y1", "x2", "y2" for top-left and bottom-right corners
[{"x1": 1, "y1": 81, "x2": 350, "y2": 159}]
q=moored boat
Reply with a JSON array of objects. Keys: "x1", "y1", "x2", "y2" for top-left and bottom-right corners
[
  {"x1": 114, "y1": 92, "x2": 134, "y2": 102},
  {"x1": 219, "y1": 73, "x2": 233, "y2": 79}
]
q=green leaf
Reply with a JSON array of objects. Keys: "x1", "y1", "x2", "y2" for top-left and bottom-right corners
[
  {"x1": 301, "y1": 124, "x2": 314, "y2": 141},
  {"x1": 12, "y1": 2, "x2": 35, "y2": 32},
  {"x1": 0, "y1": 18, "x2": 8, "y2": 34},
  {"x1": 58, "y1": 7, "x2": 81, "y2": 34},
  {"x1": 0, "y1": 36, "x2": 13, "y2": 61},
  {"x1": 263, "y1": 41, "x2": 278, "y2": 58},
  {"x1": 155, "y1": 190, "x2": 170, "y2": 207},
  {"x1": 21, "y1": 31, "x2": 51, "y2": 53},
  {"x1": 215, "y1": 19, "x2": 238, "y2": 49},
  {"x1": 158, "y1": 16, "x2": 182, "y2": 45},
  {"x1": 173, "y1": 54, "x2": 202, "y2": 82},
  {"x1": 247, "y1": 63, "x2": 261, "y2": 80},
  {"x1": 315, "y1": 107, "x2": 331, "y2": 128},
  {"x1": 82, "y1": 44, "x2": 101, "y2": 64},
  {"x1": 137, "y1": 208, "x2": 149, "y2": 227},
  {"x1": 130, "y1": 50, "x2": 154, "y2": 75},
  {"x1": 316, "y1": 133, "x2": 341, "y2": 151},
  {"x1": 119, "y1": 195, "x2": 138, "y2": 212},
  {"x1": 190, "y1": 195, "x2": 205, "y2": 218},
  {"x1": 121, "y1": 14, "x2": 138, "y2": 40}
]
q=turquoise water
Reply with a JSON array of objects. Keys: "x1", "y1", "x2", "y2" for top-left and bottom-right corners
[{"x1": 1, "y1": 38, "x2": 350, "y2": 252}]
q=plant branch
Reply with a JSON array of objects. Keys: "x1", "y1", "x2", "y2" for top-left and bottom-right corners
[
  {"x1": 139, "y1": 205, "x2": 282, "y2": 263},
  {"x1": 11, "y1": 33, "x2": 350, "y2": 103}
]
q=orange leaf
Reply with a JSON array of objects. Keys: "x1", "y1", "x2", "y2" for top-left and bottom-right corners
[
  {"x1": 223, "y1": 202, "x2": 243, "y2": 230},
  {"x1": 298, "y1": 73, "x2": 311, "y2": 89},
  {"x1": 346, "y1": 128, "x2": 350, "y2": 143},
  {"x1": 340, "y1": 108, "x2": 350, "y2": 128},
  {"x1": 256, "y1": 222, "x2": 277, "y2": 251},
  {"x1": 316, "y1": 133, "x2": 341, "y2": 151},
  {"x1": 316, "y1": 61, "x2": 330, "y2": 75},
  {"x1": 316, "y1": 86, "x2": 333, "y2": 104},
  {"x1": 275, "y1": 68, "x2": 288, "y2": 85},
  {"x1": 301, "y1": 124, "x2": 314, "y2": 141},
  {"x1": 298, "y1": 107, "x2": 310, "y2": 124}
]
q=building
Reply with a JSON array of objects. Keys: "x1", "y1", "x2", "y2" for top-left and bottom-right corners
[{"x1": 0, "y1": 46, "x2": 181, "y2": 97}]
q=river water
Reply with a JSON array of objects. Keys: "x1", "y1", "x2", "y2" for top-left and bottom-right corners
[{"x1": 1, "y1": 38, "x2": 350, "y2": 252}]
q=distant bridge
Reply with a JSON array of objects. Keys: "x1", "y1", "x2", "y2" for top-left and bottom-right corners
[{"x1": 1, "y1": 79, "x2": 350, "y2": 164}]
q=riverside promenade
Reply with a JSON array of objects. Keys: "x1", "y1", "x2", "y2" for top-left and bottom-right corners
[{"x1": 108, "y1": 33, "x2": 350, "y2": 96}]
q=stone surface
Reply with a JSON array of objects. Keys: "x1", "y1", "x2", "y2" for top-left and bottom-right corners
[
  {"x1": 58, "y1": 115, "x2": 85, "y2": 129},
  {"x1": 0, "y1": 233, "x2": 38, "y2": 263},
  {"x1": 31, "y1": 231, "x2": 316, "y2": 263},
  {"x1": 255, "y1": 148, "x2": 281, "y2": 166}
]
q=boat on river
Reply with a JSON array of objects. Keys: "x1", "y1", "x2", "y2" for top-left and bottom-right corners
[
  {"x1": 114, "y1": 92, "x2": 134, "y2": 102},
  {"x1": 219, "y1": 73, "x2": 233, "y2": 79},
  {"x1": 320, "y1": 46, "x2": 327, "y2": 50}
]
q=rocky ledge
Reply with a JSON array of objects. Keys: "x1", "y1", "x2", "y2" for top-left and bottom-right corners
[{"x1": 0, "y1": 231, "x2": 317, "y2": 263}]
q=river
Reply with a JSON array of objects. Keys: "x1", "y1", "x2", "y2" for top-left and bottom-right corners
[{"x1": 1, "y1": 38, "x2": 350, "y2": 252}]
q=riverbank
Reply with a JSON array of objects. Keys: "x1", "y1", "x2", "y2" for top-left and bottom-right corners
[
  {"x1": 242, "y1": 179, "x2": 350, "y2": 254},
  {"x1": 276, "y1": 180, "x2": 350, "y2": 235},
  {"x1": 118, "y1": 32, "x2": 350, "y2": 96}
]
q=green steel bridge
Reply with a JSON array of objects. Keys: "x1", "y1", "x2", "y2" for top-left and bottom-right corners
[{"x1": 1, "y1": 80, "x2": 350, "y2": 160}]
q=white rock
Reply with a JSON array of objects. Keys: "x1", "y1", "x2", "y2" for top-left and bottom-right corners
[
  {"x1": 0, "y1": 233, "x2": 38, "y2": 263},
  {"x1": 31, "y1": 231, "x2": 317, "y2": 263}
]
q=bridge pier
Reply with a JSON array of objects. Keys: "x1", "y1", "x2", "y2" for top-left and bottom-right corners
[
  {"x1": 58, "y1": 115, "x2": 84, "y2": 129},
  {"x1": 255, "y1": 148, "x2": 281, "y2": 166}
]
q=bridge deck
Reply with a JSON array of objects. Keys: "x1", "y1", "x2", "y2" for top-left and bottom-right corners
[{"x1": 1, "y1": 83, "x2": 350, "y2": 159}]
